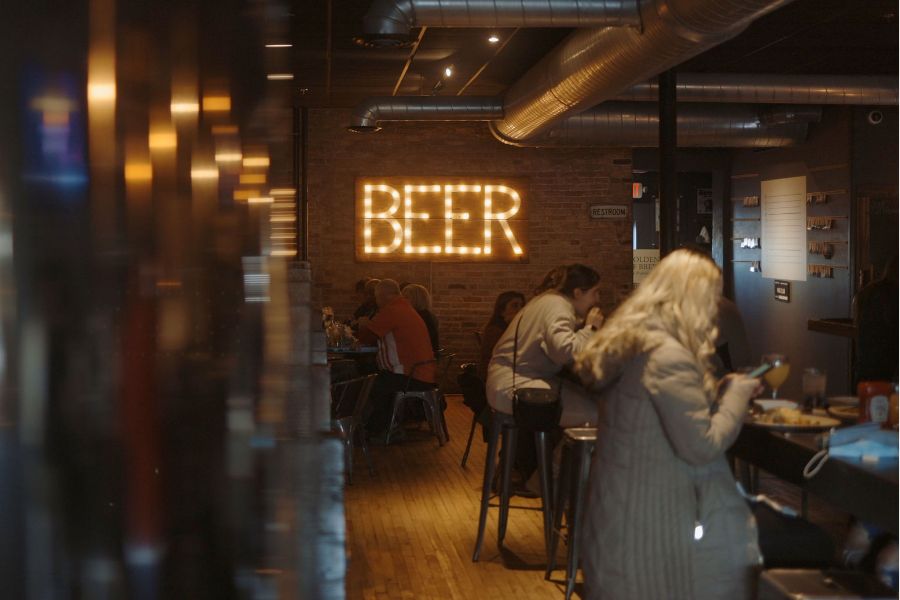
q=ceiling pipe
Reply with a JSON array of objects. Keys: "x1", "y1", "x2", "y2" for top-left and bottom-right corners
[
  {"x1": 493, "y1": 0, "x2": 798, "y2": 142},
  {"x1": 616, "y1": 73, "x2": 899, "y2": 105},
  {"x1": 759, "y1": 105, "x2": 823, "y2": 126},
  {"x1": 348, "y1": 96, "x2": 504, "y2": 132},
  {"x1": 489, "y1": 102, "x2": 814, "y2": 147},
  {"x1": 357, "y1": 0, "x2": 641, "y2": 48}
]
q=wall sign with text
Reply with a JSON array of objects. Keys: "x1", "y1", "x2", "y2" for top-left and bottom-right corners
[
  {"x1": 590, "y1": 204, "x2": 628, "y2": 219},
  {"x1": 633, "y1": 249, "x2": 660, "y2": 286},
  {"x1": 774, "y1": 280, "x2": 791, "y2": 303},
  {"x1": 356, "y1": 178, "x2": 528, "y2": 262}
]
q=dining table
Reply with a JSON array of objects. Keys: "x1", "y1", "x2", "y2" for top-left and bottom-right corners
[
  {"x1": 730, "y1": 424, "x2": 899, "y2": 536},
  {"x1": 327, "y1": 345, "x2": 378, "y2": 378}
]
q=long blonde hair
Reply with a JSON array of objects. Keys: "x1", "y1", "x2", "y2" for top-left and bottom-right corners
[
  {"x1": 575, "y1": 249, "x2": 722, "y2": 394},
  {"x1": 402, "y1": 283, "x2": 432, "y2": 312}
]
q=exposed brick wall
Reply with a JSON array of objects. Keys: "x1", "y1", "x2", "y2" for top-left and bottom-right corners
[{"x1": 308, "y1": 109, "x2": 633, "y2": 374}]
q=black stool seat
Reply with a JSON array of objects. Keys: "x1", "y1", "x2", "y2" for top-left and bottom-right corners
[
  {"x1": 472, "y1": 408, "x2": 555, "y2": 563},
  {"x1": 545, "y1": 426, "x2": 598, "y2": 600}
]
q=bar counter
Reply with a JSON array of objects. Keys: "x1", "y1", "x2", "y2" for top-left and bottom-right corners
[{"x1": 731, "y1": 425, "x2": 898, "y2": 535}]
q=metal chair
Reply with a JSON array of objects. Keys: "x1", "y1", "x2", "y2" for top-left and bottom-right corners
[
  {"x1": 331, "y1": 374, "x2": 378, "y2": 484},
  {"x1": 545, "y1": 427, "x2": 597, "y2": 599},
  {"x1": 472, "y1": 407, "x2": 555, "y2": 563},
  {"x1": 385, "y1": 359, "x2": 449, "y2": 446},
  {"x1": 457, "y1": 363, "x2": 487, "y2": 468}
]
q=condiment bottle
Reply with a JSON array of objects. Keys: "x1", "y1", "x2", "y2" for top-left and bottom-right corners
[{"x1": 857, "y1": 381, "x2": 893, "y2": 424}]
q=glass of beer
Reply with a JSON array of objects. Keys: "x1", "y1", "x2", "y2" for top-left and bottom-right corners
[{"x1": 762, "y1": 353, "x2": 790, "y2": 399}]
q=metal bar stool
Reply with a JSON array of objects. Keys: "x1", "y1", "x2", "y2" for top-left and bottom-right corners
[
  {"x1": 545, "y1": 427, "x2": 597, "y2": 600},
  {"x1": 385, "y1": 359, "x2": 448, "y2": 446},
  {"x1": 472, "y1": 408, "x2": 554, "y2": 562}
]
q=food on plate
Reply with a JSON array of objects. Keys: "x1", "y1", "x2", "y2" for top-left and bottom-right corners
[{"x1": 755, "y1": 407, "x2": 820, "y2": 426}]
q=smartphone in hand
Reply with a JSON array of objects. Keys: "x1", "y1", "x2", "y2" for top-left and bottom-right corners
[{"x1": 746, "y1": 362, "x2": 774, "y2": 378}]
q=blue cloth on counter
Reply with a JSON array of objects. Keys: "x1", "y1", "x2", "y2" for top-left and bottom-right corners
[{"x1": 830, "y1": 438, "x2": 898, "y2": 461}]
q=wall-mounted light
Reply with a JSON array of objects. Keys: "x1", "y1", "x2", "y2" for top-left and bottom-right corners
[
  {"x1": 191, "y1": 167, "x2": 218, "y2": 181},
  {"x1": 215, "y1": 151, "x2": 242, "y2": 163},
  {"x1": 202, "y1": 95, "x2": 231, "y2": 112},
  {"x1": 358, "y1": 180, "x2": 525, "y2": 259},
  {"x1": 88, "y1": 82, "x2": 117, "y2": 103},
  {"x1": 148, "y1": 129, "x2": 177, "y2": 151},
  {"x1": 124, "y1": 163, "x2": 152, "y2": 182},
  {"x1": 170, "y1": 101, "x2": 199, "y2": 114},
  {"x1": 243, "y1": 156, "x2": 270, "y2": 168}
]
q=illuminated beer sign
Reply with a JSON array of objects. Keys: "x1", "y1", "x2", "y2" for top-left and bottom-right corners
[{"x1": 356, "y1": 178, "x2": 527, "y2": 261}]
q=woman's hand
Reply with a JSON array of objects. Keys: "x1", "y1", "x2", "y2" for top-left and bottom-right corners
[
  {"x1": 585, "y1": 306, "x2": 605, "y2": 331},
  {"x1": 717, "y1": 373, "x2": 764, "y2": 403}
]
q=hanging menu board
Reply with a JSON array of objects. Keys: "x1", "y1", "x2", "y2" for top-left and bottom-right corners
[{"x1": 761, "y1": 176, "x2": 807, "y2": 281}]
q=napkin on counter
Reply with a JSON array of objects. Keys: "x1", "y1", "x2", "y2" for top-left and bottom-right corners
[{"x1": 830, "y1": 438, "x2": 899, "y2": 461}]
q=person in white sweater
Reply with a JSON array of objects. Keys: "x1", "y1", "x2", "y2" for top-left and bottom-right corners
[
  {"x1": 486, "y1": 264, "x2": 605, "y2": 428},
  {"x1": 575, "y1": 249, "x2": 762, "y2": 600}
]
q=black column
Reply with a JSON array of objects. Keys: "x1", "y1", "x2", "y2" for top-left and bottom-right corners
[{"x1": 658, "y1": 69, "x2": 677, "y2": 256}]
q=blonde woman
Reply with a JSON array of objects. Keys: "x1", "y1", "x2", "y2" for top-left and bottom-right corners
[
  {"x1": 401, "y1": 283, "x2": 440, "y2": 356},
  {"x1": 574, "y1": 249, "x2": 762, "y2": 600}
]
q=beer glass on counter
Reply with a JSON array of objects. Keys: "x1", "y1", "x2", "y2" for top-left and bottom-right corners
[{"x1": 762, "y1": 353, "x2": 790, "y2": 399}]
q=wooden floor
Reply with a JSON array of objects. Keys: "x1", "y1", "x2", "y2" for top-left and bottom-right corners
[
  {"x1": 345, "y1": 395, "x2": 853, "y2": 599},
  {"x1": 345, "y1": 394, "x2": 568, "y2": 600}
]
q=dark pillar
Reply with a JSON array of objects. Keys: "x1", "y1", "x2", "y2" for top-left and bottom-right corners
[{"x1": 658, "y1": 69, "x2": 677, "y2": 256}]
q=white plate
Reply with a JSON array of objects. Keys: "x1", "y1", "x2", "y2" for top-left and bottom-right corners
[
  {"x1": 753, "y1": 399, "x2": 799, "y2": 412},
  {"x1": 828, "y1": 395, "x2": 859, "y2": 407},
  {"x1": 747, "y1": 413, "x2": 841, "y2": 432}
]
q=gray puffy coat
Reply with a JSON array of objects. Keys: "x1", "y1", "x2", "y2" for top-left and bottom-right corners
[{"x1": 581, "y1": 335, "x2": 761, "y2": 600}]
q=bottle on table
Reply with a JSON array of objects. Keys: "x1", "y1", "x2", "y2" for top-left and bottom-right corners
[{"x1": 857, "y1": 380, "x2": 893, "y2": 425}]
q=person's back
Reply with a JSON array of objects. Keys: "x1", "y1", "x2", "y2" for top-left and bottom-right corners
[
  {"x1": 358, "y1": 279, "x2": 437, "y2": 435},
  {"x1": 401, "y1": 284, "x2": 440, "y2": 357},
  {"x1": 361, "y1": 294, "x2": 435, "y2": 383}
]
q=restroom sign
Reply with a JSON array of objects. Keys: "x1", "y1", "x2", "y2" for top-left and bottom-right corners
[
  {"x1": 356, "y1": 178, "x2": 528, "y2": 262},
  {"x1": 591, "y1": 204, "x2": 628, "y2": 219}
]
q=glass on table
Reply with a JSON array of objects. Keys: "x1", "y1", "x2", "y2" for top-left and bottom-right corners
[
  {"x1": 802, "y1": 368, "x2": 827, "y2": 412},
  {"x1": 761, "y1": 353, "x2": 790, "y2": 399}
]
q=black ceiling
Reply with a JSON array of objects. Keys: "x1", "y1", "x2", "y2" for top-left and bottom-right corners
[{"x1": 287, "y1": 0, "x2": 898, "y2": 108}]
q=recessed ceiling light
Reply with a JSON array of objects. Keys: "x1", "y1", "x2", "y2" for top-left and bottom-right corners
[
  {"x1": 267, "y1": 73, "x2": 294, "y2": 80},
  {"x1": 444, "y1": 66, "x2": 453, "y2": 78},
  {"x1": 488, "y1": 34, "x2": 500, "y2": 44},
  {"x1": 265, "y1": 43, "x2": 293, "y2": 48}
]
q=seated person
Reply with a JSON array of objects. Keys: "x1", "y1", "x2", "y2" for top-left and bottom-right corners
[
  {"x1": 478, "y1": 291, "x2": 525, "y2": 382},
  {"x1": 401, "y1": 283, "x2": 440, "y2": 356},
  {"x1": 358, "y1": 279, "x2": 436, "y2": 434},
  {"x1": 350, "y1": 278, "x2": 379, "y2": 331}
]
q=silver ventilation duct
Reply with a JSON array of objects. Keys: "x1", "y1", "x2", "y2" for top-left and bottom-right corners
[
  {"x1": 358, "y1": 0, "x2": 641, "y2": 47},
  {"x1": 759, "y1": 105, "x2": 823, "y2": 126},
  {"x1": 349, "y1": 96, "x2": 504, "y2": 132},
  {"x1": 493, "y1": 0, "x2": 797, "y2": 141},
  {"x1": 489, "y1": 103, "x2": 815, "y2": 147},
  {"x1": 617, "y1": 74, "x2": 899, "y2": 105}
]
